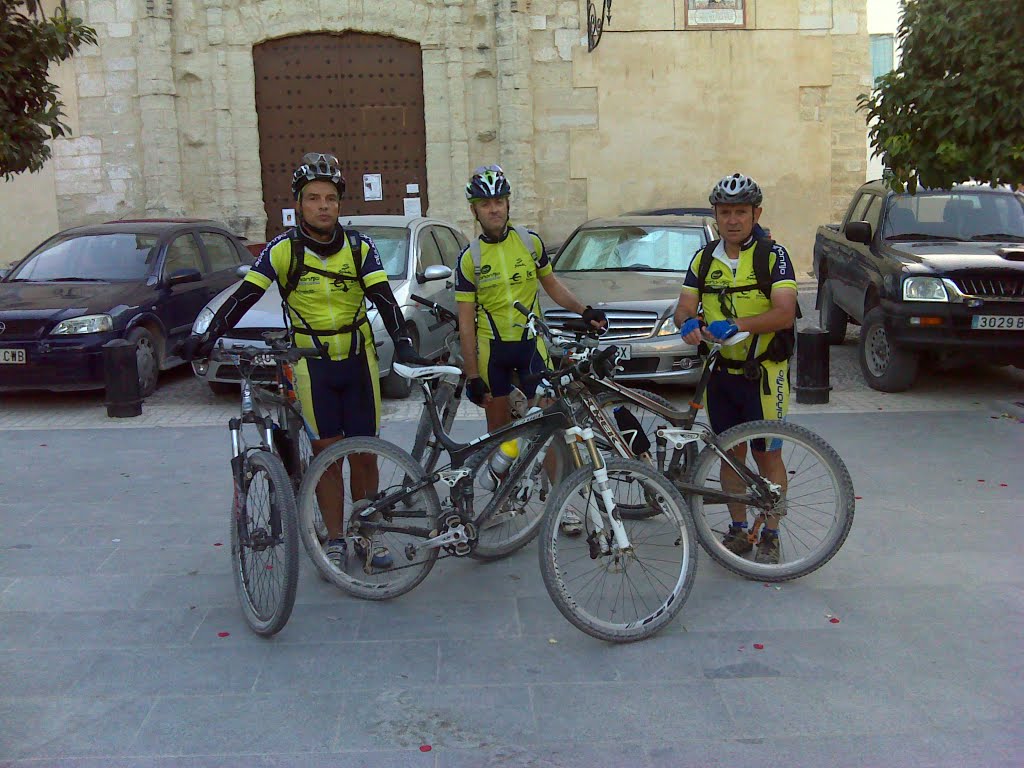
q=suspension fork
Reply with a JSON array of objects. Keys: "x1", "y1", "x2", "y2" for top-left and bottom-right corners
[{"x1": 562, "y1": 426, "x2": 633, "y2": 552}]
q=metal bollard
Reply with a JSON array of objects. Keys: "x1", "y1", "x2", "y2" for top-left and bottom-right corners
[
  {"x1": 794, "y1": 327, "x2": 831, "y2": 405},
  {"x1": 102, "y1": 338, "x2": 142, "y2": 418}
]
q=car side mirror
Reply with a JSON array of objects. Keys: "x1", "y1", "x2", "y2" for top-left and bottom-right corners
[
  {"x1": 418, "y1": 264, "x2": 452, "y2": 284},
  {"x1": 235, "y1": 264, "x2": 251, "y2": 278},
  {"x1": 845, "y1": 220, "x2": 873, "y2": 245},
  {"x1": 167, "y1": 267, "x2": 202, "y2": 287}
]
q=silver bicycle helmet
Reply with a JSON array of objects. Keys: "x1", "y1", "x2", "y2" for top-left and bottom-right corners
[
  {"x1": 709, "y1": 173, "x2": 763, "y2": 206},
  {"x1": 291, "y1": 152, "x2": 345, "y2": 200},
  {"x1": 466, "y1": 164, "x2": 512, "y2": 201}
]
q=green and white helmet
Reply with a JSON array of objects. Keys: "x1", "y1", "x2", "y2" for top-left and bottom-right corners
[{"x1": 466, "y1": 164, "x2": 511, "y2": 201}]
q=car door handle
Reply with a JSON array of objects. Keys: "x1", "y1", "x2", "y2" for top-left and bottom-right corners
[{"x1": 445, "y1": 280, "x2": 453, "y2": 289}]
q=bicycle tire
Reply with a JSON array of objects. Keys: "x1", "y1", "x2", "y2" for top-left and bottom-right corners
[
  {"x1": 538, "y1": 457, "x2": 698, "y2": 643},
  {"x1": 470, "y1": 428, "x2": 567, "y2": 561},
  {"x1": 231, "y1": 449, "x2": 299, "y2": 637},
  {"x1": 686, "y1": 420, "x2": 855, "y2": 582},
  {"x1": 297, "y1": 436, "x2": 442, "y2": 600},
  {"x1": 411, "y1": 381, "x2": 457, "y2": 474},
  {"x1": 588, "y1": 388, "x2": 697, "y2": 520}
]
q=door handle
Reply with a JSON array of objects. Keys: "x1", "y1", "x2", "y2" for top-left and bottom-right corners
[{"x1": 445, "y1": 280, "x2": 453, "y2": 289}]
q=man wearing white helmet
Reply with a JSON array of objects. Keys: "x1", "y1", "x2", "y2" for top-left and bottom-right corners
[{"x1": 674, "y1": 173, "x2": 799, "y2": 564}]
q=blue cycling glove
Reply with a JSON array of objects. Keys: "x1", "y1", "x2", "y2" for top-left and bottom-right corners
[
  {"x1": 679, "y1": 317, "x2": 702, "y2": 338},
  {"x1": 707, "y1": 319, "x2": 740, "y2": 340}
]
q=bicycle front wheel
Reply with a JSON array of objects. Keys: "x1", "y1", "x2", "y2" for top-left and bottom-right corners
[
  {"x1": 687, "y1": 420, "x2": 855, "y2": 582},
  {"x1": 411, "y1": 381, "x2": 458, "y2": 474},
  {"x1": 539, "y1": 457, "x2": 698, "y2": 643},
  {"x1": 297, "y1": 436, "x2": 442, "y2": 600},
  {"x1": 231, "y1": 450, "x2": 299, "y2": 637}
]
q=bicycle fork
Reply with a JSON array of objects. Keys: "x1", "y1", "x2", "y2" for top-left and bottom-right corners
[{"x1": 563, "y1": 426, "x2": 633, "y2": 554}]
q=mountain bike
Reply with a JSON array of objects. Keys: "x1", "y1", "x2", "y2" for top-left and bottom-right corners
[
  {"x1": 210, "y1": 333, "x2": 319, "y2": 636},
  {"x1": 550, "y1": 321, "x2": 856, "y2": 583},
  {"x1": 296, "y1": 339, "x2": 698, "y2": 643}
]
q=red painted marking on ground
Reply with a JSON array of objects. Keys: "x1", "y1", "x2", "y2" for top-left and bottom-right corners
[
  {"x1": 419, "y1": 745, "x2": 432, "y2": 752},
  {"x1": 214, "y1": 542, "x2": 223, "y2": 546},
  {"x1": 1000, "y1": 483, "x2": 1008, "y2": 487},
  {"x1": 217, "y1": 632, "x2": 230, "y2": 638},
  {"x1": 855, "y1": 496, "x2": 863, "y2": 500},
  {"x1": 978, "y1": 479, "x2": 985, "y2": 483},
  {"x1": 829, "y1": 617, "x2": 840, "y2": 624},
  {"x1": 753, "y1": 643, "x2": 764, "y2": 650}
]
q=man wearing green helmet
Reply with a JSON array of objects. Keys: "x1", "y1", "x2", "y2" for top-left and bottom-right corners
[{"x1": 454, "y1": 164, "x2": 606, "y2": 535}]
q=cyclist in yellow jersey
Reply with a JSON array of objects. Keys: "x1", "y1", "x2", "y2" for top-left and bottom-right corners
[
  {"x1": 674, "y1": 173, "x2": 799, "y2": 564},
  {"x1": 184, "y1": 153, "x2": 422, "y2": 571},
  {"x1": 455, "y1": 165, "x2": 606, "y2": 534}
]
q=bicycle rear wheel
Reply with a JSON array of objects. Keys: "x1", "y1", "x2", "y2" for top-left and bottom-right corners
[
  {"x1": 470, "y1": 429, "x2": 566, "y2": 561},
  {"x1": 231, "y1": 450, "x2": 299, "y2": 636},
  {"x1": 687, "y1": 420, "x2": 855, "y2": 582},
  {"x1": 297, "y1": 436, "x2": 442, "y2": 600},
  {"x1": 589, "y1": 388, "x2": 697, "y2": 519},
  {"x1": 411, "y1": 381, "x2": 458, "y2": 474},
  {"x1": 539, "y1": 457, "x2": 698, "y2": 643}
]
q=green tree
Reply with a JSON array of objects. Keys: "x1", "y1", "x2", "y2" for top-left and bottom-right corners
[
  {"x1": 0, "y1": 0, "x2": 96, "y2": 180},
  {"x1": 858, "y1": 0, "x2": 1024, "y2": 193}
]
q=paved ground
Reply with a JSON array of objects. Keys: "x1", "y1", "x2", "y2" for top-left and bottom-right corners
[{"x1": 1, "y1": 407, "x2": 1022, "y2": 765}]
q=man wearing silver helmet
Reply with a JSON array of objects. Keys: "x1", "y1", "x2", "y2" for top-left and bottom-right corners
[{"x1": 674, "y1": 173, "x2": 799, "y2": 565}]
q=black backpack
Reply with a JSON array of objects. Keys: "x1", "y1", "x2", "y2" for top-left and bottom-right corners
[
  {"x1": 694, "y1": 237, "x2": 801, "y2": 372},
  {"x1": 279, "y1": 228, "x2": 370, "y2": 357}
]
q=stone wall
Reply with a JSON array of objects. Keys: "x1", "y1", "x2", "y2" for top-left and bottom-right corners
[{"x1": 32, "y1": 0, "x2": 869, "y2": 275}]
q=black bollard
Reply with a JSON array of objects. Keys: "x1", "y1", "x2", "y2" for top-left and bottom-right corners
[
  {"x1": 795, "y1": 327, "x2": 831, "y2": 404},
  {"x1": 103, "y1": 338, "x2": 142, "y2": 418}
]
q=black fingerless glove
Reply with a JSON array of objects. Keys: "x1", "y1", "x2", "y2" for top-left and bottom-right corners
[
  {"x1": 581, "y1": 305, "x2": 608, "y2": 328},
  {"x1": 182, "y1": 333, "x2": 215, "y2": 362},
  {"x1": 466, "y1": 376, "x2": 490, "y2": 406}
]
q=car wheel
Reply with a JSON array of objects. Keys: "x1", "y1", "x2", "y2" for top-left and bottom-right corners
[
  {"x1": 208, "y1": 381, "x2": 237, "y2": 396},
  {"x1": 858, "y1": 307, "x2": 918, "y2": 392},
  {"x1": 127, "y1": 327, "x2": 161, "y2": 397},
  {"x1": 381, "y1": 326, "x2": 416, "y2": 400},
  {"x1": 818, "y1": 279, "x2": 848, "y2": 345}
]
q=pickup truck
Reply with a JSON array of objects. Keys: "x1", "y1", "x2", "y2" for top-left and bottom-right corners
[{"x1": 813, "y1": 180, "x2": 1024, "y2": 391}]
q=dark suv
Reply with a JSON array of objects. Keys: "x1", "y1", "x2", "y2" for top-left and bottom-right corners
[{"x1": 0, "y1": 219, "x2": 252, "y2": 396}]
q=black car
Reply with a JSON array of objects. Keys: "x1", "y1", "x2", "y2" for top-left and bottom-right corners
[{"x1": 0, "y1": 219, "x2": 252, "y2": 396}]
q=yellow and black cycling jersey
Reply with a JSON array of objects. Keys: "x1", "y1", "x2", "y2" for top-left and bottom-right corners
[
  {"x1": 245, "y1": 229, "x2": 388, "y2": 361},
  {"x1": 454, "y1": 227, "x2": 552, "y2": 342},
  {"x1": 681, "y1": 237, "x2": 798, "y2": 364}
]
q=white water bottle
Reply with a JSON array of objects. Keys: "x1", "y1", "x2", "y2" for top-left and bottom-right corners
[{"x1": 479, "y1": 439, "x2": 519, "y2": 491}]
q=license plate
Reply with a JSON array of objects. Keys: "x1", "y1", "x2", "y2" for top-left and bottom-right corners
[
  {"x1": 0, "y1": 349, "x2": 26, "y2": 364},
  {"x1": 253, "y1": 353, "x2": 276, "y2": 367},
  {"x1": 602, "y1": 344, "x2": 631, "y2": 360},
  {"x1": 971, "y1": 315, "x2": 1024, "y2": 330}
]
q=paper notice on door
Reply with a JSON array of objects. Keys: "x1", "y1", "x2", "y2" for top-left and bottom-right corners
[
  {"x1": 403, "y1": 197, "x2": 422, "y2": 217},
  {"x1": 363, "y1": 173, "x2": 383, "y2": 201},
  {"x1": 282, "y1": 208, "x2": 296, "y2": 226}
]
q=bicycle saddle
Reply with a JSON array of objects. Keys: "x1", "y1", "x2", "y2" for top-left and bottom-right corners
[{"x1": 392, "y1": 363, "x2": 462, "y2": 380}]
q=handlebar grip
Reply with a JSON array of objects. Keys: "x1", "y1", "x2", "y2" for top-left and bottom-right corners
[
  {"x1": 513, "y1": 301, "x2": 531, "y2": 317},
  {"x1": 409, "y1": 293, "x2": 435, "y2": 308},
  {"x1": 592, "y1": 345, "x2": 619, "y2": 379}
]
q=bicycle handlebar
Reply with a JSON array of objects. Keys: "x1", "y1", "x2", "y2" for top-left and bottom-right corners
[
  {"x1": 210, "y1": 344, "x2": 320, "y2": 365},
  {"x1": 410, "y1": 294, "x2": 458, "y2": 325}
]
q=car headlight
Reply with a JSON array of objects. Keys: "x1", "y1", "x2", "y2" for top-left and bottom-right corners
[
  {"x1": 193, "y1": 307, "x2": 215, "y2": 334},
  {"x1": 50, "y1": 314, "x2": 113, "y2": 335},
  {"x1": 656, "y1": 315, "x2": 680, "y2": 336},
  {"x1": 903, "y1": 276, "x2": 949, "y2": 302}
]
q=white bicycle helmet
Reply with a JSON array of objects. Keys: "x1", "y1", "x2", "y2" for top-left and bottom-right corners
[
  {"x1": 291, "y1": 152, "x2": 345, "y2": 200},
  {"x1": 466, "y1": 164, "x2": 512, "y2": 201},
  {"x1": 709, "y1": 173, "x2": 763, "y2": 206}
]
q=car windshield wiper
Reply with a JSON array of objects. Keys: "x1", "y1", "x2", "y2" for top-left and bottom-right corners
[
  {"x1": 969, "y1": 233, "x2": 1024, "y2": 242},
  {"x1": 46, "y1": 277, "x2": 106, "y2": 282},
  {"x1": 885, "y1": 233, "x2": 958, "y2": 241},
  {"x1": 603, "y1": 266, "x2": 680, "y2": 272}
]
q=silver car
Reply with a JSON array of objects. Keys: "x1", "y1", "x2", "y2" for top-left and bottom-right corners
[
  {"x1": 541, "y1": 214, "x2": 718, "y2": 384},
  {"x1": 191, "y1": 215, "x2": 467, "y2": 398}
]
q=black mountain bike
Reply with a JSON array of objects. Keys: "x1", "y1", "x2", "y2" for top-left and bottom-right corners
[
  {"x1": 296, "y1": 336, "x2": 699, "y2": 643},
  {"x1": 211, "y1": 333, "x2": 319, "y2": 636}
]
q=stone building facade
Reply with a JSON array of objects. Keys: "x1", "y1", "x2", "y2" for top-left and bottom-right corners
[{"x1": 2, "y1": 0, "x2": 871, "y2": 273}]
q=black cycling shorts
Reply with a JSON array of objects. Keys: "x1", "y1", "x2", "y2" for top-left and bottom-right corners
[
  {"x1": 293, "y1": 351, "x2": 380, "y2": 440},
  {"x1": 705, "y1": 363, "x2": 789, "y2": 452},
  {"x1": 478, "y1": 337, "x2": 551, "y2": 399}
]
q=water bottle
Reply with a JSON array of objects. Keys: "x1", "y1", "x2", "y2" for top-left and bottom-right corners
[
  {"x1": 479, "y1": 439, "x2": 519, "y2": 491},
  {"x1": 613, "y1": 406, "x2": 651, "y2": 456}
]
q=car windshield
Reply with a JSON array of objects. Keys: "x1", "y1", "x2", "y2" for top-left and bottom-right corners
[
  {"x1": 882, "y1": 191, "x2": 1024, "y2": 242},
  {"x1": 357, "y1": 226, "x2": 409, "y2": 279},
  {"x1": 7, "y1": 233, "x2": 160, "y2": 282},
  {"x1": 555, "y1": 226, "x2": 704, "y2": 273}
]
